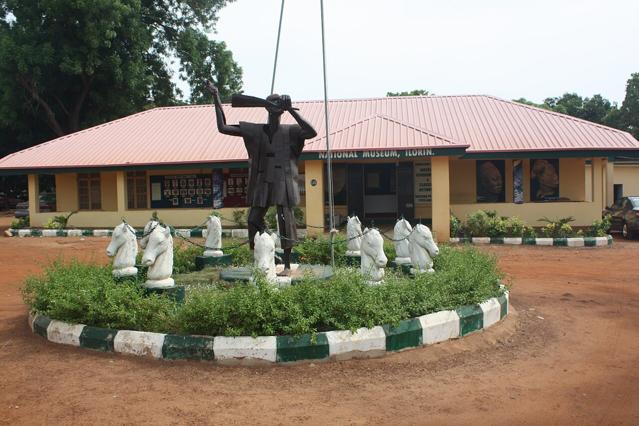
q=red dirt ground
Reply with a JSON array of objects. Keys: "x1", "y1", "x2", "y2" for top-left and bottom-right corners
[{"x1": 1, "y1": 226, "x2": 638, "y2": 424}]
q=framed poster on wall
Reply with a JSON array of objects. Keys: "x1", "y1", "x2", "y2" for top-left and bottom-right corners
[
  {"x1": 222, "y1": 168, "x2": 249, "y2": 207},
  {"x1": 530, "y1": 159, "x2": 559, "y2": 201},
  {"x1": 150, "y1": 173, "x2": 217, "y2": 208},
  {"x1": 476, "y1": 160, "x2": 505, "y2": 203}
]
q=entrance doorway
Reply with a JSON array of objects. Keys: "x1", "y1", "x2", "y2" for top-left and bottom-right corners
[{"x1": 345, "y1": 162, "x2": 415, "y2": 224}]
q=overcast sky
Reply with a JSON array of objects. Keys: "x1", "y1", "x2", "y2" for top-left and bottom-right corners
[{"x1": 207, "y1": 0, "x2": 639, "y2": 104}]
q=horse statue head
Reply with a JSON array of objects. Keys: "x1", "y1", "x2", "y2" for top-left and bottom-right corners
[
  {"x1": 139, "y1": 219, "x2": 159, "y2": 250},
  {"x1": 141, "y1": 223, "x2": 175, "y2": 288},
  {"x1": 203, "y1": 215, "x2": 223, "y2": 257},
  {"x1": 106, "y1": 222, "x2": 138, "y2": 278},
  {"x1": 254, "y1": 231, "x2": 276, "y2": 281},
  {"x1": 393, "y1": 218, "x2": 413, "y2": 264},
  {"x1": 346, "y1": 215, "x2": 363, "y2": 255},
  {"x1": 408, "y1": 223, "x2": 439, "y2": 274},
  {"x1": 360, "y1": 228, "x2": 387, "y2": 284}
]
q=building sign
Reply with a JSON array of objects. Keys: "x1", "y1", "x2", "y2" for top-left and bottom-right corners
[
  {"x1": 150, "y1": 174, "x2": 214, "y2": 209},
  {"x1": 315, "y1": 148, "x2": 435, "y2": 160},
  {"x1": 414, "y1": 161, "x2": 432, "y2": 204}
]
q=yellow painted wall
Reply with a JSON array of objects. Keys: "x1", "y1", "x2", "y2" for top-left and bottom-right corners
[
  {"x1": 304, "y1": 160, "x2": 324, "y2": 236},
  {"x1": 613, "y1": 164, "x2": 639, "y2": 197},
  {"x1": 100, "y1": 172, "x2": 118, "y2": 211},
  {"x1": 55, "y1": 173, "x2": 78, "y2": 211},
  {"x1": 451, "y1": 157, "x2": 602, "y2": 227},
  {"x1": 431, "y1": 156, "x2": 450, "y2": 241}
]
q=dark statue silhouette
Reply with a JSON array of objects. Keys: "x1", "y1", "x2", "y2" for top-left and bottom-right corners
[{"x1": 205, "y1": 81, "x2": 317, "y2": 276}]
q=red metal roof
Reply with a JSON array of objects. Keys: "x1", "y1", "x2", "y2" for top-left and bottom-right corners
[{"x1": 1, "y1": 95, "x2": 637, "y2": 171}]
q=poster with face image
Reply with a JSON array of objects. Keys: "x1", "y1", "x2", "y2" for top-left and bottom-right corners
[
  {"x1": 531, "y1": 159, "x2": 559, "y2": 201},
  {"x1": 476, "y1": 160, "x2": 505, "y2": 202}
]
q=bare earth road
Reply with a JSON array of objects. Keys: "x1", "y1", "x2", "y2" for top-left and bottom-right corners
[{"x1": 0, "y1": 230, "x2": 638, "y2": 424}]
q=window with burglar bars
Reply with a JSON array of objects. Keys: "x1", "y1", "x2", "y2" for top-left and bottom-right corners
[
  {"x1": 78, "y1": 173, "x2": 101, "y2": 210},
  {"x1": 127, "y1": 171, "x2": 148, "y2": 209}
]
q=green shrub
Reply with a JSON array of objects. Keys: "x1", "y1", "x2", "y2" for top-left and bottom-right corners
[
  {"x1": 538, "y1": 216, "x2": 575, "y2": 238},
  {"x1": 23, "y1": 260, "x2": 176, "y2": 332},
  {"x1": 450, "y1": 214, "x2": 462, "y2": 237},
  {"x1": 586, "y1": 214, "x2": 611, "y2": 237},
  {"x1": 24, "y1": 247, "x2": 505, "y2": 337},
  {"x1": 43, "y1": 211, "x2": 77, "y2": 229},
  {"x1": 466, "y1": 210, "x2": 492, "y2": 237},
  {"x1": 522, "y1": 225, "x2": 537, "y2": 239},
  {"x1": 173, "y1": 242, "x2": 204, "y2": 274},
  {"x1": 232, "y1": 209, "x2": 246, "y2": 227},
  {"x1": 10, "y1": 216, "x2": 29, "y2": 229},
  {"x1": 225, "y1": 240, "x2": 252, "y2": 266},
  {"x1": 295, "y1": 235, "x2": 347, "y2": 266}
]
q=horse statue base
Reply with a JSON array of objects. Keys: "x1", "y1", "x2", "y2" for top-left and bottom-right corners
[
  {"x1": 220, "y1": 264, "x2": 333, "y2": 286},
  {"x1": 143, "y1": 285, "x2": 185, "y2": 303},
  {"x1": 143, "y1": 277, "x2": 175, "y2": 289},
  {"x1": 203, "y1": 249, "x2": 224, "y2": 257},
  {"x1": 112, "y1": 266, "x2": 138, "y2": 279},
  {"x1": 195, "y1": 254, "x2": 233, "y2": 270}
]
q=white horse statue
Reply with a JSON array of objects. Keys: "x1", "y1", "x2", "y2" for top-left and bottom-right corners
[
  {"x1": 106, "y1": 222, "x2": 138, "y2": 278},
  {"x1": 346, "y1": 215, "x2": 363, "y2": 256},
  {"x1": 141, "y1": 223, "x2": 175, "y2": 288},
  {"x1": 360, "y1": 228, "x2": 387, "y2": 284},
  {"x1": 393, "y1": 218, "x2": 413, "y2": 265},
  {"x1": 203, "y1": 215, "x2": 223, "y2": 257},
  {"x1": 408, "y1": 224, "x2": 439, "y2": 274},
  {"x1": 139, "y1": 219, "x2": 159, "y2": 250},
  {"x1": 254, "y1": 231, "x2": 277, "y2": 281}
]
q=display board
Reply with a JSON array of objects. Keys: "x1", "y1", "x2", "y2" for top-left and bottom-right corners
[
  {"x1": 150, "y1": 174, "x2": 215, "y2": 209},
  {"x1": 414, "y1": 161, "x2": 432, "y2": 204},
  {"x1": 223, "y1": 168, "x2": 249, "y2": 207},
  {"x1": 476, "y1": 160, "x2": 505, "y2": 203}
]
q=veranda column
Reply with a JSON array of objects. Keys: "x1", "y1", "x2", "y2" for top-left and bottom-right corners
[
  {"x1": 592, "y1": 157, "x2": 604, "y2": 211},
  {"x1": 431, "y1": 156, "x2": 450, "y2": 242},
  {"x1": 116, "y1": 171, "x2": 127, "y2": 215},
  {"x1": 605, "y1": 159, "x2": 614, "y2": 207},
  {"x1": 27, "y1": 174, "x2": 38, "y2": 223},
  {"x1": 304, "y1": 160, "x2": 324, "y2": 237}
]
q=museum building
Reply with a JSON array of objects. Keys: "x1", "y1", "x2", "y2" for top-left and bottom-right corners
[{"x1": 1, "y1": 94, "x2": 638, "y2": 240}]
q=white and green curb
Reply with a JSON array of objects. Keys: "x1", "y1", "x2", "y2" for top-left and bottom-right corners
[
  {"x1": 28, "y1": 291, "x2": 509, "y2": 364},
  {"x1": 450, "y1": 235, "x2": 612, "y2": 247},
  {"x1": 7, "y1": 228, "x2": 307, "y2": 238}
]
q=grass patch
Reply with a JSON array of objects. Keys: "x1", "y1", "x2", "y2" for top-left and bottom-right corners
[{"x1": 24, "y1": 246, "x2": 505, "y2": 337}]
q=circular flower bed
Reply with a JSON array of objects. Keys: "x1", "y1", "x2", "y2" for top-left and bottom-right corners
[{"x1": 24, "y1": 246, "x2": 510, "y2": 363}]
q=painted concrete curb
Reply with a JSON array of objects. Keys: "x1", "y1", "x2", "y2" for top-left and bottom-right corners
[
  {"x1": 450, "y1": 235, "x2": 612, "y2": 247},
  {"x1": 28, "y1": 291, "x2": 509, "y2": 364},
  {"x1": 7, "y1": 228, "x2": 307, "y2": 239}
]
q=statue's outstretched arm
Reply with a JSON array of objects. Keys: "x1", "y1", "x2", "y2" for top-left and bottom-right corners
[{"x1": 205, "y1": 81, "x2": 242, "y2": 137}]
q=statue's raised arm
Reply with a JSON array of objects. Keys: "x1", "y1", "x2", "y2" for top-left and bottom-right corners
[
  {"x1": 283, "y1": 96, "x2": 317, "y2": 140},
  {"x1": 204, "y1": 81, "x2": 242, "y2": 137}
]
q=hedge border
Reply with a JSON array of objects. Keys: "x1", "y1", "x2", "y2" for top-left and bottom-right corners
[
  {"x1": 28, "y1": 290, "x2": 509, "y2": 364},
  {"x1": 449, "y1": 235, "x2": 612, "y2": 247},
  {"x1": 7, "y1": 228, "x2": 307, "y2": 239}
]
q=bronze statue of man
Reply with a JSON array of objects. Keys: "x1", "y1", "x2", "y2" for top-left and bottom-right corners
[{"x1": 206, "y1": 82, "x2": 317, "y2": 276}]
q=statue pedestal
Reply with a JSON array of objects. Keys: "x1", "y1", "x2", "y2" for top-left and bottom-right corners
[
  {"x1": 390, "y1": 259, "x2": 412, "y2": 274},
  {"x1": 195, "y1": 254, "x2": 233, "y2": 270},
  {"x1": 220, "y1": 264, "x2": 333, "y2": 287},
  {"x1": 344, "y1": 252, "x2": 360, "y2": 267},
  {"x1": 143, "y1": 286, "x2": 185, "y2": 303},
  {"x1": 112, "y1": 267, "x2": 138, "y2": 279}
]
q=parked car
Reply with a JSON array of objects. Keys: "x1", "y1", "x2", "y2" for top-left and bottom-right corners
[
  {"x1": 14, "y1": 193, "x2": 56, "y2": 218},
  {"x1": 604, "y1": 196, "x2": 639, "y2": 239}
]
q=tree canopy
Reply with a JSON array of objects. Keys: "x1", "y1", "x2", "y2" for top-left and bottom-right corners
[
  {"x1": 386, "y1": 89, "x2": 433, "y2": 97},
  {"x1": 512, "y1": 73, "x2": 639, "y2": 139},
  {"x1": 0, "y1": 0, "x2": 242, "y2": 155}
]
